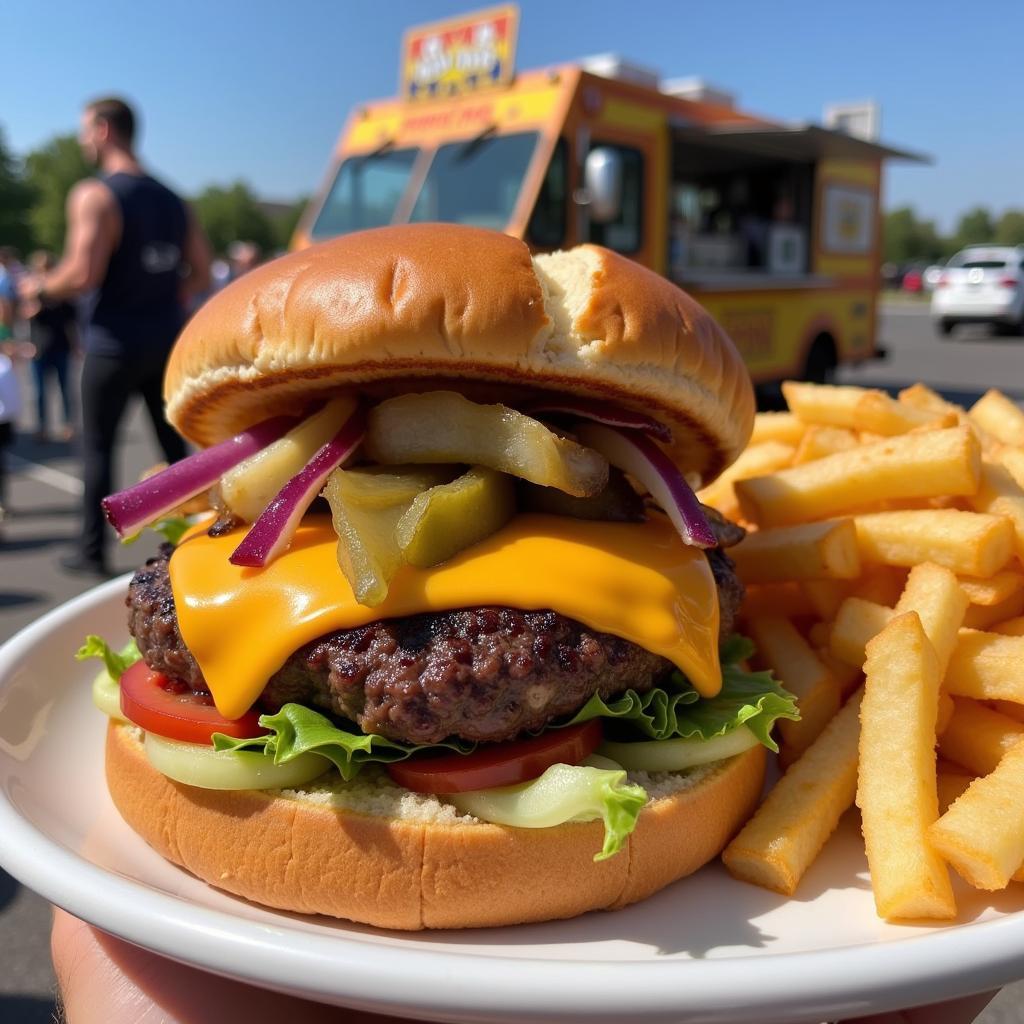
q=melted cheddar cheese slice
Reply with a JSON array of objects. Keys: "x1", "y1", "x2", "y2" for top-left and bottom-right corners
[{"x1": 169, "y1": 514, "x2": 721, "y2": 721}]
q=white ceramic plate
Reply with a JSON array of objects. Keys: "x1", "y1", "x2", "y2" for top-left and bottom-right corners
[{"x1": 1, "y1": 578, "x2": 1023, "y2": 1024}]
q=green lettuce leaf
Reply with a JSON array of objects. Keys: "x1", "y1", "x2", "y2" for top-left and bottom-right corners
[
  {"x1": 449, "y1": 761, "x2": 647, "y2": 861},
  {"x1": 567, "y1": 634, "x2": 799, "y2": 752},
  {"x1": 213, "y1": 703, "x2": 473, "y2": 781},
  {"x1": 75, "y1": 635, "x2": 141, "y2": 681},
  {"x1": 123, "y1": 516, "x2": 192, "y2": 547}
]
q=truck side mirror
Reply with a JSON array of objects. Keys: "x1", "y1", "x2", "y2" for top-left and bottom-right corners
[{"x1": 582, "y1": 148, "x2": 623, "y2": 224}]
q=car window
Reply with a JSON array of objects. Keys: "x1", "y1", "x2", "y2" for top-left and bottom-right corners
[
  {"x1": 409, "y1": 132, "x2": 539, "y2": 230},
  {"x1": 587, "y1": 144, "x2": 644, "y2": 254},
  {"x1": 311, "y1": 148, "x2": 419, "y2": 240},
  {"x1": 526, "y1": 139, "x2": 568, "y2": 249}
]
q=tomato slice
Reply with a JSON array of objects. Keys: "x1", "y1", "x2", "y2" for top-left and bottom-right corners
[
  {"x1": 386, "y1": 720, "x2": 603, "y2": 794},
  {"x1": 119, "y1": 661, "x2": 266, "y2": 744}
]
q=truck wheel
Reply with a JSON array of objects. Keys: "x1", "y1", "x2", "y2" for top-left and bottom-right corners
[{"x1": 802, "y1": 335, "x2": 838, "y2": 384}]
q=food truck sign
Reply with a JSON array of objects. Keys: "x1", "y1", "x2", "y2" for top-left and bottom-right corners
[{"x1": 401, "y1": 5, "x2": 519, "y2": 101}]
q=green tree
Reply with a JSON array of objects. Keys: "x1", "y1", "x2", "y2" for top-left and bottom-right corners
[
  {"x1": 0, "y1": 125, "x2": 37, "y2": 253},
  {"x1": 994, "y1": 210, "x2": 1024, "y2": 247},
  {"x1": 23, "y1": 133, "x2": 93, "y2": 252},
  {"x1": 271, "y1": 196, "x2": 308, "y2": 251},
  {"x1": 193, "y1": 181, "x2": 276, "y2": 256},
  {"x1": 882, "y1": 207, "x2": 943, "y2": 264},
  {"x1": 950, "y1": 206, "x2": 995, "y2": 254}
]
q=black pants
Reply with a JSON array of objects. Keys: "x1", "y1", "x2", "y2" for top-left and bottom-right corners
[
  {"x1": 0, "y1": 421, "x2": 12, "y2": 510},
  {"x1": 80, "y1": 350, "x2": 186, "y2": 564}
]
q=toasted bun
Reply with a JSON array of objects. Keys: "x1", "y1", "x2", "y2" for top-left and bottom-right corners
[
  {"x1": 165, "y1": 225, "x2": 754, "y2": 482},
  {"x1": 106, "y1": 722, "x2": 765, "y2": 930}
]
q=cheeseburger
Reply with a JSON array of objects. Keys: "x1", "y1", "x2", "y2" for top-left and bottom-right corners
[{"x1": 81, "y1": 224, "x2": 796, "y2": 930}]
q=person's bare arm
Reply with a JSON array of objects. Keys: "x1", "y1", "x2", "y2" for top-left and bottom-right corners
[
  {"x1": 36, "y1": 179, "x2": 118, "y2": 301},
  {"x1": 179, "y1": 204, "x2": 212, "y2": 300}
]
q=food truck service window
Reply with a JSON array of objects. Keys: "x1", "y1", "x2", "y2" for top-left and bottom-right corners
[{"x1": 311, "y1": 147, "x2": 419, "y2": 240}]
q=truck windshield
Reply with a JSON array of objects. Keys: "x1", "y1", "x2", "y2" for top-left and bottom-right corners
[
  {"x1": 311, "y1": 147, "x2": 419, "y2": 240},
  {"x1": 409, "y1": 132, "x2": 538, "y2": 229}
]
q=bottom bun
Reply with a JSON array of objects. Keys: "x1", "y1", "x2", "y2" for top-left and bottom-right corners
[{"x1": 106, "y1": 721, "x2": 765, "y2": 930}]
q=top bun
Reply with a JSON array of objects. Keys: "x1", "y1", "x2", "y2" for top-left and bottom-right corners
[{"x1": 165, "y1": 224, "x2": 754, "y2": 481}]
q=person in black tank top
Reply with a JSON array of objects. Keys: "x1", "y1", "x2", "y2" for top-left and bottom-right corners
[{"x1": 18, "y1": 96, "x2": 211, "y2": 575}]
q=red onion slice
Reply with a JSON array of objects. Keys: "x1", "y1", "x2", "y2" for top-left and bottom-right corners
[
  {"x1": 229, "y1": 405, "x2": 367, "y2": 568},
  {"x1": 574, "y1": 423, "x2": 716, "y2": 549},
  {"x1": 523, "y1": 397, "x2": 672, "y2": 444},
  {"x1": 102, "y1": 415, "x2": 298, "y2": 538}
]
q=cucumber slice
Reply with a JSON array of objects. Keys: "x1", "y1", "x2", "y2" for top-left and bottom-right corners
[
  {"x1": 598, "y1": 725, "x2": 759, "y2": 773},
  {"x1": 144, "y1": 732, "x2": 330, "y2": 790},
  {"x1": 92, "y1": 669, "x2": 125, "y2": 721}
]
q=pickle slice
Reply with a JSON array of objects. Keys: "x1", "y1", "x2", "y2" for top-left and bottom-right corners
[
  {"x1": 365, "y1": 391, "x2": 608, "y2": 497},
  {"x1": 221, "y1": 396, "x2": 357, "y2": 522},
  {"x1": 519, "y1": 467, "x2": 646, "y2": 522},
  {"x1": 331, "y1": 464, "x2": 456, "y2": 509},
  {"x1": 323, "y1": 469, "x2": 414, "y2": 607},
  {"x1": 396, "y1": 467, "x2": 515, "y2": 568}
]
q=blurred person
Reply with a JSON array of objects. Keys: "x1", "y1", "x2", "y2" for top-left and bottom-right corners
[
  {"x1": 227, "y1": 239, "x2": 262, "y2": 279},
  {"x1": 19, "y1": 96, "x2": 212, "y2": 577},
  {"x1": 0, "y1": 340, "x2": 22, "y2": 528},
  {"x1": 50, "y1": 908, "x2": 998, "y2": 1024},
  {"x1": 27, "y1": 249, "x2": 78, "y2": 442},
  {"x1": 0, "y1": 247, "x2": 18, "y2": 343}
]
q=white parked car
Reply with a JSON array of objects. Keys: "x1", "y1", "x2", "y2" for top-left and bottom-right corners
[{"x1": 932, "y1": 245, "x2": 1024, "y2": 336}]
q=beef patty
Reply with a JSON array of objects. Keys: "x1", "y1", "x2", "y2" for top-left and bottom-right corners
[{"x1": 127, "y1": 527, "x2": 743, "y2": 746}]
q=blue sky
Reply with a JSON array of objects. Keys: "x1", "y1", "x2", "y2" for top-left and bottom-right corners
[{"x1": 4, "y1": 0, "x2": 1022, "y2": 231}]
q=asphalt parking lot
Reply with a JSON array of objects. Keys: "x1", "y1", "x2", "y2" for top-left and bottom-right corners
[{"x1": 1, "y1": 299, "x2": 1022, "y2": 1023}]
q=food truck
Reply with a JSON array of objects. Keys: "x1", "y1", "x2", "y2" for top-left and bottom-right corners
[{"x1": 293, "y1": 5, "x2": 924, "y2": 384}]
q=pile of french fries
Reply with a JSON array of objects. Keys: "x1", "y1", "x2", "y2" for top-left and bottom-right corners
[{"x1": 705, "y1": 381, "x2": 1024, "y2": 922}]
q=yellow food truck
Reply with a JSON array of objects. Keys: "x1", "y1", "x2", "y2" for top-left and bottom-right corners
[{"x1": 293, "y1": 5, "x2": 923, "y2": 385}]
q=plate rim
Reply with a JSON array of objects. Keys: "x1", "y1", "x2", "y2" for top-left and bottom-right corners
[{"x1": 1, "y1": 577, "x2": 1023, "y2": 1022}]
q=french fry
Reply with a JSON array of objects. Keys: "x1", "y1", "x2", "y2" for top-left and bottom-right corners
[
  {"x1": 945, "y1": 630, "x2": 1024, "y2": 703},
  {"x1": 963, "y1": 589, "x2": 1024, "y2": 631},
  {"x1": 747, "y1": 617, "x2": 841, "y2": 765},
  {"x1": 722, "y1": 689, "x2": 863, "y2": 896},
  {"x1": 851, "y1": 565, "x2": 907, "y2": 606},
  {"x1": 792, "y1": 425, "x2": 859, "y2": 465},
  {"x1": 735, "y1": 427, "x2": 980, "y2": 527},
  {"x1": 806, "y1": 621, "x2": 832, "y2": 648},
  {"x1": 936, "y1": 770, "x2": 974, "y2": 814},
  {"x1": 853, "y1": 510, "x2": 1014, "y2": 577},
  {"x1": 739, "y1": 582, "x2": 816, "y2": 621},
  {"x1": 937, "y1": 765, "x2": 1024, "y2": 884},
  {"x1": 802, "y1": 579, "x2": 854, "y2": 619},
  {"x1": 829, "y1": 597, "x2": 893, "y2": 668},
  {"x1": 728, "y1": 520, "x2": 861, "y2": 584},
  {"x1": 893, "y1": 562, "x2": 969, "y2": 677},
  {"x1": 817, "y1": 646, "x2": 863, "y2": 700},
  {"x1": 937, "y1": 692, "x2": 955, "y2": 736},
  {"x1": 938, "y1": 697, "x2": 1024, "y2": 776},
  {"x1": 993, "y1": 616, "x2": 1024, "y2": 637},
  {"x1": 857, "y1": 613, "x2": 955, "y2": 920},
  {"x1": 750, "y1": 412, "x2": 806, "y2": 447},
  {"x1": 1000, "y1": 446, "x2": 1024, "y2": 491},
  {"x1": 969, "y1": 389, "x2": 1024, "y2": 447},
  {"x1": 697, "y1": 441, "x2": 795, "y2": 521},
  {"x1": 898, "y1": 382, "x2": 960, "y2": 416},
  {"x1": 782, "y1": 382, "x2": 952, "y2": 435},
  {"x1": 958, "y1": 570, "x2": 1024, "y2": 607},
  {"x1": 928, "y1": 741, "x2": 1024, "y2": 890},
  {"x1": 991, "y1": 699, "x2": 1024, "y2": 723},
  {"x1": 969, "y1": 459, "x2": 1024, "y2": 562}
]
